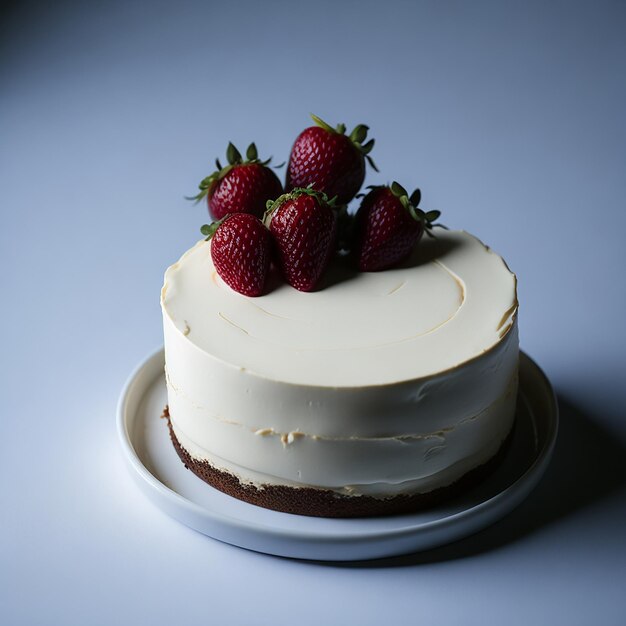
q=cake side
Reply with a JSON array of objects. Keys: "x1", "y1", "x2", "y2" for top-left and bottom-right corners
[
  {"x1": 163, "y1": 407, "x2": 516, "y2": 518},
  {"x1": 168, "y1": 363, "x2": 517, "y2": 497},
  {"x1": 161, "y1": 228, "x2": 519, "y2": 509}
]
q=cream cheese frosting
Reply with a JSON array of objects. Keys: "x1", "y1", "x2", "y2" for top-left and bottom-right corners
[{"x1": 161, "y1": 229, "x2": 519, "y2": 498}]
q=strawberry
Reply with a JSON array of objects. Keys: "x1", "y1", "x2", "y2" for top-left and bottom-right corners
[
  {"x1": 264, "y1": 188, "x2": 338, "y2": 292},
  {"x1": 188, "y1": 142, "x2": 283, "y2": 220},
  {"x1": 352, "y1": 182, "x2": 441, "y2": 271},
  {"x1": 200, "y1": 213, "x2": 271, "y2": 297},
  {"x1": 286, "y1": 114, "x2": 377, "y2": 205}
]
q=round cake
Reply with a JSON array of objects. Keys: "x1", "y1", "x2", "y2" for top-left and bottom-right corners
[{"x1": 161, "y1": 229, "x2": 519, "y2": 517}]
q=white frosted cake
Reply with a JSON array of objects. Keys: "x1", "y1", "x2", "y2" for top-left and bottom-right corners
[{"x1": 161, "y1": 229, "x2": 519, "y2": 516}]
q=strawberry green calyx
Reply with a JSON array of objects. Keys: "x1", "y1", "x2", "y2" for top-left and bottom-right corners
[
  {"x1": 186, "y1": 142, "x2": 278, "y2": 204},
  {"x1": 200, "y1": 217, "x2": 228, "y2": 241},
  {"x1": 310, "y1": 113, "x2": 379, "y2": 172},
  {"x1": 263, "y1": 186, "x2": 338, "y2": 226},
  {"x1": 389, "y1": 181, "x2": 443, "y2": 234}
]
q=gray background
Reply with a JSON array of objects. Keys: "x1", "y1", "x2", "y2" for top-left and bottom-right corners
[{"x1": 2, "y1": 1, "x2": 625, "y2": 624}]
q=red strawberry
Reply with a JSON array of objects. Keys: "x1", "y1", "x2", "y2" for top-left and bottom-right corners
[
  {"x1": 200, "y1": 213, "x2": 271, "y2": 297},
  {"x1": 264, "y1": 188, "x2": 338, "y2": 292},
  {"x1": 189, "y1": 142, "x2": 283, "y2": 220},
  {"x1": 353, "y1": 182, "x2": 441, "y2": 271},
  {"x1": 286, "y1": 114, "x2": 377, "y2": 205}
]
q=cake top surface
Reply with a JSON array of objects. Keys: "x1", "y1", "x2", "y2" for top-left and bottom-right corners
[{"x1": 161, "y1": 229, "x2": 517, "y2": 387}]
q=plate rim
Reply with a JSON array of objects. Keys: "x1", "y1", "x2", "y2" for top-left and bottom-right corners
[{"x1": 116, "y1": 347, "x2": 558, "y2": 554}]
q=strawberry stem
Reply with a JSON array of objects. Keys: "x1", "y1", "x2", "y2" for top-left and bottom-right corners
[
  {"x1": 366, "y1": 155, "x2": 379, "y2": 172},
  {"x1": 389, "y1": 181, "x2": 443, "y2": 231},
  {"x1": 391, "y1": 181, "x2": 408, "y2": 198},
  {"x1": 226, "y1": 142, "x2": 242, "y2": 165},
  {"x1": 264, "y1": 187, "x2": 339, "y2": 226},
  {"x1": 246, "y1": 143, "x2": 258, "y2": 161},
  {"x1": 310, "y1": 113, "x2": 336, "y2": 133},
  {"x1": 187, "y1": 142, "x2": 274, "y2": 204},
  {"x1": 309, "y1": 113, "x2": 378, "y2": 171},
  {"x1": 200, "y1": 216, "x2": 228, "y2": 241},
  {"x1": 350, "y1": 124, "x2": 368, "y2": 143}
]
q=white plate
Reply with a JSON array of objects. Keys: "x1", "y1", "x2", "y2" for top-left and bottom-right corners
[{"x1": 117, "y1": 349, "x2": 558, "y2": 561}]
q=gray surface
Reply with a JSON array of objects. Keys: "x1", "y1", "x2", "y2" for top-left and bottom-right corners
[{"x1": 1, "y1": 1, "x2": 625, "y2": 624}]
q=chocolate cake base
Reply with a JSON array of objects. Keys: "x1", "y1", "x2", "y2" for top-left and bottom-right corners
[{"x1": 162, "y1": 407, "x2": 514, "y2": 518}]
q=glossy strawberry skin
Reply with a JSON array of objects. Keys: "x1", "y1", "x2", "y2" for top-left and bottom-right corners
[
  {"x1": 210, "y1": 213, "x2": 272, "y2": 297},
  {"x1": 209, "y1": 163, "x2": 283, "y2": 220},
  {"x1": 286, "y1": 127, "x2": 365, "y2": 205},
  {"x1": 353, "y1": 187, "x2": 423, "y2": 271},
  {"x1": 268, "y1": 194, "x2": 337, "y2": 292}
]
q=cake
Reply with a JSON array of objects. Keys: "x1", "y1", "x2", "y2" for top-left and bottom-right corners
[{"x1": 160, "y1": 228, "x2": 519, "y2": 517}]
